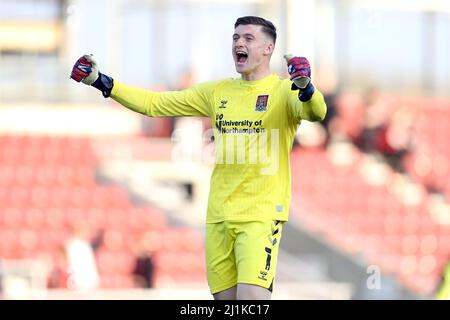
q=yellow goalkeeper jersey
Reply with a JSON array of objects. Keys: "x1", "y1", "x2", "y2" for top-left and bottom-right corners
[{"x1": 110, "y1": 73, "x2": 326, "y2": 223}]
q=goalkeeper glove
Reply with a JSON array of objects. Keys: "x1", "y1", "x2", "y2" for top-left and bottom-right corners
[
  {"x1": 284, "y1": 54, "x2": 315, "y2": 102},
  {"x1": 70, "y1": 54, "x2": 114, "y2": 98}
]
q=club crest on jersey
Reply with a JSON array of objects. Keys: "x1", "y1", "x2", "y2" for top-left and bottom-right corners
[{"x1": 255, "y1": 95, "x2": 269, "y2": 112}]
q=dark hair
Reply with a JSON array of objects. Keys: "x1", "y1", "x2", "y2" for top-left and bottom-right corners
[{"x1": 235, "y1": 16, "x2": 277, "y2": 44}]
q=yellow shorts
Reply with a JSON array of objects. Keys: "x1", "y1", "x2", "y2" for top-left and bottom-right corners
[{"x1": 205, "y1": 220, "x2": 283, "y2": 295}]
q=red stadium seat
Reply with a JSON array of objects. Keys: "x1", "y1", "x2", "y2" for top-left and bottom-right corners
[
  {"x1": 136, "y1": 230, "x2": 164, "y2": 252},
  {"x1": 86, "y1": 208, "x2": 108, "y2": 228},
  {"x1": 178, "y1": 228, "x2": 204, "y2": 253},
  {"x1": 162, "y1": 229, "x2": 183, "y2": 252},
  {"x1": 96, "y1": 248, "x2": 119, "y2": 275},
  {"x1": 0, "y1": 229, "x2": 20, "y2": 259},
  {"x1": 45, "y1": 207, "x2": 67, "y2": 229},
  {"x1": 35, "y1": 166, "x2": 57, "y2": 187},
  {"x1": 6, "y1": 187, "x2": 29, "y2": 209},
  {"x1": 2, "y1": 207, "x2": 24, "y2": 228},
  {"x1": 154, "y1": 251, "x2": 179, "y2": 274},
  {"x1": 30, "y1": 187, "x2": 51, "y2": 208},
  {"x1": 0, "y1": 134, "x2": 213, "y2": 290},
  {"x1": 102, "y1": 229, "x2": 125, "y2": 252},
  {"x1": 290, "y1": 133, "x2": 449, "y2": 296},
  {"x1": 24, "y1": 208, "x2": 46, "y2": 228},
  {"x1": 18, "y1": 229, "x2": 39, "y2": 252}
]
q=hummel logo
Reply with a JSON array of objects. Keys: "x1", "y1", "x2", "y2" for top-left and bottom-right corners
[
  {"x1": 219, "y1": 100, "x2": 228, "y2": 108},
  {"x1": 288, "y1": 65, "x2": 293, "y2": 73},
  {"x1": 78, "y1": 65, "x2": 91, "y2": 73},
  {"x1": 258, "y1": 270, "x2": 268, "y2": 281}
]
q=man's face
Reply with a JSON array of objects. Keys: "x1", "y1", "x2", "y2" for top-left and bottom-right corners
[{"x1": 232, "y1": 24, "x2": 273, "y2": 75}]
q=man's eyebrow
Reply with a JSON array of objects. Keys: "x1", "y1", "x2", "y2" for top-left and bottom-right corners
[{"x1": 233, "y1": 33, "x2": 256, "y2": 38}]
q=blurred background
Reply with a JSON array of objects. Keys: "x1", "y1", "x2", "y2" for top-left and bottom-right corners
[{"x1": 0, "y1": 0, "x2": 449, "y2": 300}]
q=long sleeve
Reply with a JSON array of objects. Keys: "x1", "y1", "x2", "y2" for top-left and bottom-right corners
[
  {"x1": 110, "y1": 80, "x2": 218, "y2": 117},
  {"x1": 288, "y1": 84, "x2": 327, "y2": 123}
]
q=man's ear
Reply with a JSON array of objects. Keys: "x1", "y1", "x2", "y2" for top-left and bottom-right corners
[{"x1": 264, "y1": 42, "x2": 274, "y2": 56}]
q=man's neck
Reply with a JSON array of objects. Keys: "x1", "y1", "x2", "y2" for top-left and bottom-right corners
[{"x1": 241, "y1": 66, "x2": 271, "y2": 81}]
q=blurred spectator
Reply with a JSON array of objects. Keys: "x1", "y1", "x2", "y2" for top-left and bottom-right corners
[
  {"x1": 353, "y1": 87, "x2": 390, "y2": 151},
  {"x1": 47, "y1": 247, "x2": 69, "y2": 289},
  {"x1": 132, "y1": 249, "x2": 155, "y2": 289},
  {"x1": 91, "y1": 229, "x2": 105, "y2": 253},
  {"x1": 64, "y1": 222, "x2": 100, "y2": 290},
  {"x1": 353, "y1": 87, "x2": 414, "y2": 172},
  {"x1": 132, "y1": 236, "x2": 155, "y2": 288},
  {"x1": 377, "y1": 106, "x2": 415, "y2": 171},
  {"x1": 320, "y1": 89, "x2": 339, "y2": 145}
]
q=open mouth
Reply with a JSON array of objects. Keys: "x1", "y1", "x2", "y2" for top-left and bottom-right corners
[{"x1": 236, "y1": 51, "x2": 248, "y2": 64}]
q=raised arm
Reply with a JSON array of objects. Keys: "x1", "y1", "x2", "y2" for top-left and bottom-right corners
[
  {"x1": 70, "y1": 54, "x2": 214, "y2": 117},
  {"x1": 284, "y1": 54, "x2": 327, "y2": 122},
  {"x1": 110, "y1": 81, "x2": 214, "y2": 117},
  {"x1": 287, "y1": 84, "x2": 327, "y2": 122}
]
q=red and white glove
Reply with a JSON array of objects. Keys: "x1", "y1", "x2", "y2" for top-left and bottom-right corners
[
  {"x1": 70, "y1": 54, "x2": 99, "y2": 85},
  {"x1": 70, "y1": 54, "x2": 114, "y2": 98},
  {"x1": 284, "y1": 54, "x2": 314, "y2": 101}
]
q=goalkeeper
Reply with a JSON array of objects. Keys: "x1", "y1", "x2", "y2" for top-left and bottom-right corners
[{"x1": 70, "y1": 16, "x2": 327, "y2": 300}]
